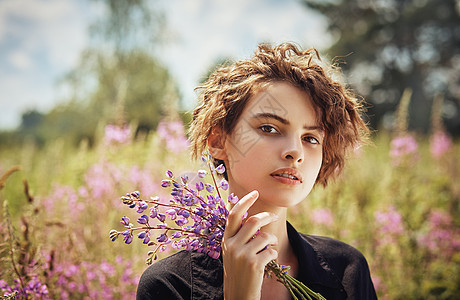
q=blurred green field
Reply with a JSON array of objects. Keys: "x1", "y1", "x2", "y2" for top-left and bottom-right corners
[{"x1": 1, "y1": 122, "x2": 459, "y2": 299}]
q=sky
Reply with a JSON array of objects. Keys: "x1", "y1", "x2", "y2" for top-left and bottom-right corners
[{"x1": 0, "y1": 0, "x2": 332, "y2": 130}]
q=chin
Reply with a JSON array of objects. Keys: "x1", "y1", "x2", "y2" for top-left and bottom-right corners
[{"x1": 260, "y1": 191, "x2": 308, "y2": 209}]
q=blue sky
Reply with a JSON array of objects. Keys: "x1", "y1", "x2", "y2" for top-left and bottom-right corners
[{"x1": 0, "y1": 0, "x2": 332, "y2": 130}]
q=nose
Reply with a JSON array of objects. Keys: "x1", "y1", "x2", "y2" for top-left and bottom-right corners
[{"x1": 282, "y1": 136, "x2": 304, "y2": 163}]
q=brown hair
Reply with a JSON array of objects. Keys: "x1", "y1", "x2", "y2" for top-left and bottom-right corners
[{"x1": 189, "y1": 42, "x2": 368, "y2": 186}]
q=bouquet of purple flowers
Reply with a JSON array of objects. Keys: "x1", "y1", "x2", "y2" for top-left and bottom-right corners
[{"x1": 110, "y1": 155, "x2": 326, "y2": 300}]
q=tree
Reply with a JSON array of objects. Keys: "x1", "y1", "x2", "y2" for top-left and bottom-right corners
[
  {"x1": 57, "y1": 0, "x2": 177, "y2": 138},
  {"x1": 303, "y1": 0, "x2": 460, "y2": 134},
  {"x1": 20, "y1": 110, "x2": 44, "y2": 131}
]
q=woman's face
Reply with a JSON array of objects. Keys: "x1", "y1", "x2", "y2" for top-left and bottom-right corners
[{"x1": 221, "y1": 81, "x2": 324, "y2": 210}]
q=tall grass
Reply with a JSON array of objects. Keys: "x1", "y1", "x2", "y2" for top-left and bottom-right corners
[{"x1": 0, "y1": 120, "x2": 458, "y2": 299}]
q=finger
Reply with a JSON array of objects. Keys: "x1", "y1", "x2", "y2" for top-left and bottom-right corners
[
  {"x1": 236, "y1": 212, "x2": 279, "y2": 243},
  {"x1": 225, "y1": 190, "x2": 259, "y2": 237},
  {"x1": 245, "y1": 232, "x2": 278, "y2": 254},
  {"x1": 255, "y1": 247, "x2": 278, "y2": 268}
]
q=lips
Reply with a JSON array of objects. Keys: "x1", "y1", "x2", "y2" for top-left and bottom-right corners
[{"x1": 270, "y1": 168, "x2": 303, "y2": 184}]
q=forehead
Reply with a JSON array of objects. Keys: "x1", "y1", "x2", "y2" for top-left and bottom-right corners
[{"x1": 241, "y1": 81, "x2": 319, "y2": 124}]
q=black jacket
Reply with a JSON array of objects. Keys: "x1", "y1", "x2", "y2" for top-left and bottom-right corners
[{"x1": 137, "y1": 222, "x2": 377, "y2": 299}]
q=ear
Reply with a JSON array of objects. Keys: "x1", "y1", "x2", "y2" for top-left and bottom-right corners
[{"x1": 207, "y1": 127, "x2": 227, "y2": 160}]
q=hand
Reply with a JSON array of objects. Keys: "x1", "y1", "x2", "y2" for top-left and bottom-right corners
[{"x1": 222, "y1": 190, "x2": 279, "y2": 300}]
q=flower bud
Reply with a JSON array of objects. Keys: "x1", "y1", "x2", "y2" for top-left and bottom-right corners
[
  {"x1": 121, "y1": 216, "x2": 130, "y2": 226},
  {"x1": 198, "y1": 170, "x2": 207, "y2": 178},
  {"x1": 215, "y1": 164, "x2": 225, "y2": 174}
]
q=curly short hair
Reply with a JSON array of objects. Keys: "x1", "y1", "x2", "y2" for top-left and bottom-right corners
[{"x1": 189, "y1": 42, "x2": 368, "y2": 186}]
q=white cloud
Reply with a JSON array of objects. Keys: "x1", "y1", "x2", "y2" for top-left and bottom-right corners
[
  {"x1": 0, "y1": 0, "x2": 90, "y2": 129},
  {"x1": 0, "y1": 0, "x2": 331, "y2": 129},
  {"x1": 8, "y1": 50, "x2": 32, "y2": 70}
]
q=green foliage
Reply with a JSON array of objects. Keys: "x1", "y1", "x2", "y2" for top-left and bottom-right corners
[
  {"x1": 291, "y1": 132, "x2": 460, "y2": 299},
  {"x1": 0, "y1": 0, "x2": 176, "y2": 150},
  {"x1": 1, "y1": 119, "x2": 459, "y2": 298},
  {"x1": 303, "y1": 0, "x2": 460, "y2": 134}
]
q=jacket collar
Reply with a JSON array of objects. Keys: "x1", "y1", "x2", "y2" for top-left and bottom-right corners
[{"x1": 286, "y1": 221, "x2": 344, "y2": 290}]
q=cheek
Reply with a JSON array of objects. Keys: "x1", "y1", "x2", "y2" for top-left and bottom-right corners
[{"x1": 306, "y1": 149, "x2": 323, "y2": 176}]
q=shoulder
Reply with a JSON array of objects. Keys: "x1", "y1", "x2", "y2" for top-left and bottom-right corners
[
  {"x1": 136, "y1": 250, "x2": 192, "y2": 300},
  {"x1": 301, "y1": 234, "x2": 368, "y2": 274},
  {"x1": 300, "y1": 234, "x2": 377, "y2": 299}
]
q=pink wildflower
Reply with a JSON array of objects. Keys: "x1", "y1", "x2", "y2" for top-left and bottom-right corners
[
  {"x1": 418, "y1": 210, "x2": 460, "y2": 258},
  {"x1": 104, "y1": 124, "x2": 131, "y2": 145},
  {"x1": 389, "y1": 135, "x2": 418, "y2": 165},
  {"x1": 128, "y1": 166, "x2": 157, "y2": 196},
  {"x1": 430, "y1": 131, "x2": 452, "y2": 159},
  {"x1": 157, "y1": 120, "x2": 189, "y2": 153},
  {"x1": 374, "y1": 206, "x2": 405, "y2": 246},
  {"x1": 84, "y1": 161, "x2": 123, "y2": 198},
  {"x1": 310, "y1": 208, "x2": 334, "y2": 228}
]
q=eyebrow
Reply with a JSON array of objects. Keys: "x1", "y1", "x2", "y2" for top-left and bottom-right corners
[{"x1": 251, "y1": 112, "x2": 323, "y2": 131}]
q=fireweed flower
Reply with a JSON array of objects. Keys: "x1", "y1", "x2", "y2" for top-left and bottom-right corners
[
  {"x1": 310, "y1": 208, "x2": 334, "y2": 229},
  {"x1": 374, "y1": 206, "x2": 405, "y2": 246},
  {"x1": 390, "y1": 135, "x2": 419, "y2": 166},
  {"x1": 104, "y1": 124, "x2": 131, "y2": 145},
  {"x1": 157, "y1": 120, "x2": 190, "y2": 153},
  {"x1": 418, "y1": 210, "x2": 460, "y2": 258},
  {"x1": 110, "y1": 156, "x2": 326, "y2": 300},
  {"x1": 430, "y1": 130, "x2": 452, "y2": 159}
]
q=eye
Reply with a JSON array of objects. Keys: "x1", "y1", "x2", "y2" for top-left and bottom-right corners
[
  {"x1": 259, "y1": 125, "x2": 278, "y2": 134},
  {"x1": 303, "y1": 136, "x2": 320, "y2": 145}
]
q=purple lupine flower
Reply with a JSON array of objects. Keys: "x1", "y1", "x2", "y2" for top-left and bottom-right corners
[
  {"x1": 215, "y1": 164, "x2": 225, "y2": 174},
  {"x1": 228, "y1": 193, "x2": 239, "y2": 204},
  {"x1": 205, "y1": 184, "x2": 214, "y2": 193},
  {"x1": 220, "y1": 179, "x2": 229, "y2": 190},
  {"x1": 172, "y1": 232, "x2": 182, "y2": 238},
  {"x1": 143, "y1": 235, "x2": 151, "y2": 244},
  {"x1": 208, "y1": 249, "x2": 220, "y2": 259},
  {"x1": 109, "y1": 230, "x2": 118, "y2": 241},
  {"x1": 196, "y1": 181, "x2": 204, "y2": 191},
  {"x1": 150, "y1": 207, "x2": 158, "y2": 218},
  {"x1": 137, "y1": 201, "x2": 148, "y2": 213},
  {"x1": 113, "y1": 156, "x2": 233, "y2": 264},
  {"x1": 180, "y1": 210, "x2": 190, "y2": 218},
  {"x1": 137, "y1": 215, "x2": 149, "y2": 224},
  {"x1": 157, "y1": 213, "x2": 166, "y2": 222},
  {"x1": 198, "y1": 170, "x2": 207, "y2": 178},
  {"x1": 175, "y1": 219, "x2": 186, "y2": 226},
  {"x1": 165, "y1": 208, "x2": 177, "y2": 220},
  {"x1": 161, "y1": 180, "x2": 171, "y2": 187},
  {"x1": 157, "y1": 233, "x2": 168, "y2": 243},
  {"x1": 121, "y1": 216, "x2": 130, "y2": 226},
  {"x1": 123, "y1": 233, "x2": 133, "y2": 244}
]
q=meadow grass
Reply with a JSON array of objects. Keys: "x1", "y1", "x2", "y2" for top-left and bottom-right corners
[{"x1": 0, "y1": 123, "x2": 459, "y2": 299}]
